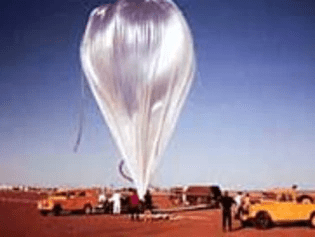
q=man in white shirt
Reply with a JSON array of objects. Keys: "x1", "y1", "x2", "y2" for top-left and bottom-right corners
[
  {"x1": 98, "y1": 190, "x2": 108, "y2": 212},
  {"x1": 98, "y1": 192, "x2": 106, "y2": 203},
  {"x1": 234, "y1": 192, "x2": 243, "y2": 219},
  {"x1": 110, "y1": 192, "x2": 121, "y2": 214}
]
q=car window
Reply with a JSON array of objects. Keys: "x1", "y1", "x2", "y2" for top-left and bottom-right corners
[
  {"x1": 78, "y1": 191, "x2": 86, "y2": 197},
  {"x1": 68, "y1": 192, "x2": 76, "y2": 198},
  {"x1": 55, "y1": 192, "x2": 67, "y2": 197},
  {"x1": 279, "y1": 193, "x2": 286, "y2": 202},
  {"x1": 278, "y1": 193, "x2": 294, "y2": 202}
]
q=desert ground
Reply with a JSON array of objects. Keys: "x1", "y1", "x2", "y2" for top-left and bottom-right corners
[{"x1": 0, "y1": 191, "x2": 314, "y2": 237}]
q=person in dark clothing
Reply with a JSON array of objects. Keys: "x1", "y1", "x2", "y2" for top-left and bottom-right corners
[
  {"x1": 129, "y1": 189, "x2": 140, "y2": 221},
  {"x1": 144, "y1": 189, "x2": 153, "y2": 211},
  {"x1": 143, "y1": 189, "x2": 153, "y2": 222},
  {"x1": 220, "y1": 191, "x2": 236, "y2": 232}
]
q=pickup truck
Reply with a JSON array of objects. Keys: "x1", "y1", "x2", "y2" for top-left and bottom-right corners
[{"x1": 38, "y1": 189, "x2": 100, "y2": 216}]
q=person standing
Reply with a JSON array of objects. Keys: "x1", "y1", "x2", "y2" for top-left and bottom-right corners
[
  {"x1": 234, "y1": 191, "x2": 243, "y2": 219},
  {"x1": 220, "y1": 191, "x2": 236, "y2": 232},
  {"x1": 291, "y1": 184, "x2": 298, "y2": 203},
  {"x1": 99, "y1": 191, "x2": 106, "y2": 203},
  {"x1": 242, "y1": 193, "x2": 251, "y2": 214},
  {"x1": 129, "y1": 189, "x2": 140, "y2": 221},
  {"x1": 144, "y1": 189, "x2": 153, "y2": 222},
  {"x1": 110, "y1": 191, "x2": 121, "y2": 214},
  {"x1": 98, "y1": 190, "x2": 108, "y2": 213},
  {"x1": 144, "y1": 189, "x2": 153, "y2": 211}
]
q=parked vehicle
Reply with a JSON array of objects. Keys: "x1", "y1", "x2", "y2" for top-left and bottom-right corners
[
  {"x1": 240, "y1": 190, "x2": 315, "y2": 229},
  {"x1": 37, "y1": 189, "x2": 99, "y2": 216},
  {"x1": 169, "y1": 186, "x2": 185, "y2": 205},
  {"x1": 185, "y1": 185, "x2": 221, "y2": 207}
]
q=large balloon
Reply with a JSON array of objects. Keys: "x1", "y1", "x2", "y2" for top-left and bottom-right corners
[{"x1": 80, "y1": 0, "x2": 195, "y2": 199}]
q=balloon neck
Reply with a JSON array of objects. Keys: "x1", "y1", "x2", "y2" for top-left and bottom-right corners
[{"x1": 138, "y1": 193, "x2": 145, "y2": 201}]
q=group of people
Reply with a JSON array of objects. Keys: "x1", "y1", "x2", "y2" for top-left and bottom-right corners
[
  {"x1": 98, "y1": 188, "x2": 153, "y2": 221},
  {"x1": 100, "y1": 187, "x2": 251, "y2": 229},
  {"x1": 220, "y1": 191, "x2": 251, "y2": 232}
]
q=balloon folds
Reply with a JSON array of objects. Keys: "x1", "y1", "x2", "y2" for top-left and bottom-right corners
[{"x1": 80, "y1": 0, "x2": 195, "y2": 199}]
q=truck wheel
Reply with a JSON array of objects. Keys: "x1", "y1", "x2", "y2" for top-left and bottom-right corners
[
  {"x1": 241, "y1": 220, "x2": 249, "y2": 228},
  {"x1": 52, "y1": 205, "x2": 62, "y2": 216},
  {"x1": 255, "y1": 212, "x2": 272, "y2": 229},
  {"x1": 84, "y1": 204, "x2": 92, "y2": 215},
  {"x1": 310, "y1": 213, "x2": 315, "y2": 228},
  {"x1": 239, "y1": 210, "x2": 250, "y2": 227},
  {"x1": 40, "y1": 211, "x2": 48, "y2": 216}
]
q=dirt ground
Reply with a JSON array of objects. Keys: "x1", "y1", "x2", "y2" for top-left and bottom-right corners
[{"x1": 0, "y1": 191, "x2": 314, "y2": 237}]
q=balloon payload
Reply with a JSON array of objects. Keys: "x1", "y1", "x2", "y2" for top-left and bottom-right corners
[{"x1": 80, "y1": 0, "x2": 195, "y2": 199}]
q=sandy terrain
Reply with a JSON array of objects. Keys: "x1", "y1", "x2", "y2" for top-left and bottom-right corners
[{"x1": 0, "y1": 191, "x2": 314, "y2": 237}]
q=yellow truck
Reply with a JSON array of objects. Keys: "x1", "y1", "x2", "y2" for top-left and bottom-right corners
[
  {"x1": 37, "y1": 189, "x2": 99, "y2": 216},
  {"x1": 241, "y1": 190, "x2": 315, "y2": 229}
]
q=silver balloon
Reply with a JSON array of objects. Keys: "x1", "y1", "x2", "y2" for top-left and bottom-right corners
[{"x1": 80, "y1": 0, "x2": 195, "y2": 199}]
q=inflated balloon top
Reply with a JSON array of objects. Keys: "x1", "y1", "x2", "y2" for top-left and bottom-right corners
[{"x1": 80, "y1": 0, "x2": 195, "y2": 199}]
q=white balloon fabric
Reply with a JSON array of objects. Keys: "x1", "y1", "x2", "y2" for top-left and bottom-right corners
[{"x1": 80, "y1": 0, "x2": 195, "y2": 199}]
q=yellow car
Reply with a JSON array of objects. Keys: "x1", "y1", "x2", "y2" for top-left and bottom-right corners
[{"x1": 241, "y1": 192, "x2": 315, "y2": 229}]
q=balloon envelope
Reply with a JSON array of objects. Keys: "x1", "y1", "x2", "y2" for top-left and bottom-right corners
[{"x1": 80, "y1": 0, "x2": 195, "y2": 199}]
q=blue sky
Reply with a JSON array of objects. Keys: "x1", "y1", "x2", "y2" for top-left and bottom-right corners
[{"x1": 1, "y1": 0, "x2": 314, "y2": 190}]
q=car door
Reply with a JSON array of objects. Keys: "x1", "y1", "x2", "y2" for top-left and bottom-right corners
[
  {"x1": 57, "y1": 192, "x2": 69, "y2": 210},
  {"x1": 76, "y1": 191, "x2": 87, "y2": 210},
  {"x1": 65, "y1": 191, "x2": 76, "y2": 211},
  {"x1": 275, "y1": 193, "x2": 297, "y2": 221},
  {"x1": 290, "y1": 202, "x2": 314, "y2": 221}
]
